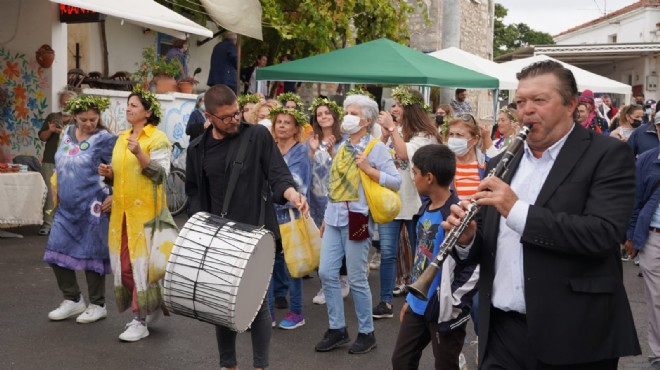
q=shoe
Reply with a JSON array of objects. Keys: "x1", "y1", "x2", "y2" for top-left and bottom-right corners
[
  {"x1": 621, "y1": 250, "x2": 630, "y2": 262},
  {"x1": 369, "y1": 251, "x2": 381, "y2": 270},
  {"x1": 118, "y1": 319, "x2": 149, "y2": 342},
  {"x1": 372, "y1": 301, "x2": 393, "y2": 319},
  {"x1": 393, "y1": 284, "x2": 406, "y2": 296},
  {"x1": 313, "y1": 288, "x2": 326, "y2": 305},
  {"x1": 146, "y1": 308, "x2": 162, "y2": 325},
  {"x1": 76, "y1": 304, "x2": 107, "y2": 323},
  {"x1": 48, "y1": 296, "x2": 86, "y2": 320},
  {"x1": 634, "y1": 255, "x2": 640, "y2": 265},
  {"x1": 651, "y1": 360, "x2": 660, "y2": 370},
  {"x1": 348, "y1": 332, "x2": 376, "y2": 354},
  {"x1": 274, "y1": 296, "x2": 288, "y2": 309},
  {"x1": 639, "y1": 271, "x2": 643, "y2": 278},
  {"x1": 279, "y1": 312, "x2": 305, "y2": 330},
  {"x1": 315, "y1": 328, "x2": 350, "y2": 352},
  {"x1": 38, "y1": 226, "x2": 50, "y2": 236},
  {"x1": 340, "y1": 276, "x2": 350, "y2": 298}
]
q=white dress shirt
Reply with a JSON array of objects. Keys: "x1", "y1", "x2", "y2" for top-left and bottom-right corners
[{"x1": 492, "y1": 125, "x2": 574, "y2": 313}]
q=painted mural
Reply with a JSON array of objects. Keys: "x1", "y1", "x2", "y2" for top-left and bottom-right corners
[{"x1": 0, "y1": 47, "x2": 49, "y2": 162}]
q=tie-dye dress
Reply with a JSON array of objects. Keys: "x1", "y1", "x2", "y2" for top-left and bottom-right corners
[{"x1": 43, "y1": 126, "x2": 117, "y2": 273}]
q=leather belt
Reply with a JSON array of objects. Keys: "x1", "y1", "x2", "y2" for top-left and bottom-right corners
[{"x1": 649, "y1": 227, "x2": 660, "y2": 233}]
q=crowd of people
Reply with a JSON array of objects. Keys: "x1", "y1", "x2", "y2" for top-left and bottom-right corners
[{"x1": 36, "y1": 54, "x2": 660, "y2": 370}]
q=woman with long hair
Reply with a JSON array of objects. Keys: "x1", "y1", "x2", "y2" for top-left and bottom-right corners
[
  {"x1": 485, "y1": 107, "x2": 520, "y2": 157},
  {"x1": 610, "y1": 104, "x2": 643, "y2": 142},
  {"x1": 45, "y1": 96, "x2": 116, "y2": 324},
  {"x1": 373, "y1": 87, "x2": 442, "y2": 318},
  {"x1": 98, "y1": 87, "x2": 173, "y2": 342}
]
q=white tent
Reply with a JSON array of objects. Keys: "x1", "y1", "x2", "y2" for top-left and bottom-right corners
[
  {"x1": 428, "y1": 47, "x2": 519, "y2": 90},
  {"x1": 51, "y1": 0, "x2": 214, "y2": 39},
  {"x1": 501, "y1": 54, "x2": 632, "y2": 96}
]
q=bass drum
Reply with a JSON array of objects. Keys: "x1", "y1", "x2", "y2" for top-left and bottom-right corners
[{"x1": 163, "y1": 212, "x2": 275, "y2": 332}]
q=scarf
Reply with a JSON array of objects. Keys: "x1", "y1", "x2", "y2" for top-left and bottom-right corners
[{"x1": 328, "y1": 135, "x2": 371, "y2": 202}]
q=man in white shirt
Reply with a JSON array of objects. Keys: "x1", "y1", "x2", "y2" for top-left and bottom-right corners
[{"x1": 446, "y1": 60, "x2": 640, "y2": 369}]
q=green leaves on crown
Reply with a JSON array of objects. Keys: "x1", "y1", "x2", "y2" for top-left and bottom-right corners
[
  {"x1": 309, "y1": 97, "x2": 344, "y2": 121},
  {"x1": 278, "y1": 92, "x2": 304, "y2": 109},
  {"x1": 237, "y1": 94, "x2": 261, "y2": 107},
  {"x1": 65, "y1": 95, "x2": 110, "y2": 114},
  {"x1": 132, "y1": 85, "x2": 162, "y2": 119},
  {"x1": 347, "y1": 87, "x2": 375, "y2": 100},
  {"x1": 270, "y1": 106, "x2": 308, "y2": 126},
  {"x1": 391, "y1": 86, "x2": 431, "y2": 113}
]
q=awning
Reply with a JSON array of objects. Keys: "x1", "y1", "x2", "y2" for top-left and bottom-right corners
[{"x1": 51, "y1": 0, "x2": 214, "y2": 39}]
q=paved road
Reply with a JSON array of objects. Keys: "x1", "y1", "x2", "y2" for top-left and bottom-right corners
[{"x1": 0, "y1": 218, "x2": 651, "y2": 369}]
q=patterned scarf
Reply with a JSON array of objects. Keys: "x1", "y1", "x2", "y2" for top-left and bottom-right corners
[{"x1": 328, "y1": 135, "x2": 371, "y2": 202}]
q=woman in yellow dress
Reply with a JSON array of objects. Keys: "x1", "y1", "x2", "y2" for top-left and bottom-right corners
[{"x1": 98, "y1": 87, "x2": 174, "y2": 342}]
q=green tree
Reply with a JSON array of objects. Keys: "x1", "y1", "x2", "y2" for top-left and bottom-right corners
[{"x1": 494, "y1": 3, "x2": 555, "y2": 58}]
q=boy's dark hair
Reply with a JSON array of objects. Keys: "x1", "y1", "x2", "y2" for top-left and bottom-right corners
[{"x1": 412, "y1": 144, "x2": 456, "y2": 187}]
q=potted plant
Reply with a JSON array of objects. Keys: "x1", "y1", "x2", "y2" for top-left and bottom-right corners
[
  {"x1": 134, "y1": 47, "x2": 181, "y2": 93},
  {"x1": 177, "y1": 67, "x2": 201, "y2": 94}
]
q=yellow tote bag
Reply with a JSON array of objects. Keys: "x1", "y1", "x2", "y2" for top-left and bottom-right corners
[
  {"x1": 279, "y1": 209, "x2": 322, "y2": 278},
  {"x1": 360, "y1": 140, "x2": 401, "y2": 224}
]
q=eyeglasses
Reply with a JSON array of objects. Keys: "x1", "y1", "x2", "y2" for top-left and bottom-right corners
[
  {"x1": 459, "y1": 114, "x2": 477, "y2": 124},
  {"x1": 208, "y1": 110, "x2": 241, "y2": 124}
]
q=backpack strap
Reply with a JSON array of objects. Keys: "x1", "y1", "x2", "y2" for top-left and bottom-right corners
[{"x1": 221, "y1": 127, "x2": 252, "y2": 217}]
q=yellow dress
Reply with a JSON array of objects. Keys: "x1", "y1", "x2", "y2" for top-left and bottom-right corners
[{"x1": 108, "y1": 124, "x2": 172, "y2": 316}]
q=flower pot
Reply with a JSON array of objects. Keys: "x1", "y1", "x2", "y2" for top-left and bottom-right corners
[
  {"x1": 154, "y1": 75, "x2": 177, "y2": 93},
  {"x1": 177, "y1": 81, "x2": 194, "y2": 94},
  {"x1": 36, "y1": 44, "x2": 55, "y2": 69}
]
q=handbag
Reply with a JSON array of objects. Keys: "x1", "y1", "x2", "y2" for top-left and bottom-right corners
[
  {"x1": 347, "y1": 202, "x2": 369, "y2": 241},
  {"x1": 144, "y1": 183, "x2": 179, "y2": 284},
  {"x1": 359, "y1": 139, "x2": 401, "y2": 224},
  {"x1": 279, "y1": 208, "x2": 322, "y2": 278}
]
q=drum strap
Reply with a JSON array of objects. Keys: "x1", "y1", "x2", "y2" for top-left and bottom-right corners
[{"x1": 223, "y1": 127, "x2": 268, "y2": 227}]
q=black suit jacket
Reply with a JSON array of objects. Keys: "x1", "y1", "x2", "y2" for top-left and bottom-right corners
[{"x1": 470, "y1": 124, "x2": 641, "y2": 365}]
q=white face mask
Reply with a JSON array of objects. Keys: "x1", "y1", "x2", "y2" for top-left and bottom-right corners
[
  {"x1": 199, "y1": 103, "x2": 206, "y2": 113},
  {"x1": 257, "y1": 118, "x2": 272, "y2": 129},
  {"x1": 447, "y1": 137, "x2": 469, "y2": 156},
  {"x1": 341, "y1": 114, "x2": 362, "y2": 135}
]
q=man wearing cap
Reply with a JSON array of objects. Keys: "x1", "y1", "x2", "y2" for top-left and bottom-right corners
[
  {"x1": 625, "y1": 111, "x2": 660, "y2": 370},
  {"x1": 628, "y1": 111, "x2": 660, "y2": 157},
  {"x1": 577, "y1": 90, "x2": 606, "y2": 134},
  {"x1": 450, "y1": 88, "x2": 473, "y2": 116}
]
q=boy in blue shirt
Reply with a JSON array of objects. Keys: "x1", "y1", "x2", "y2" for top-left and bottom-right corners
[{"x1": 391, "y1": 144, "x2": 479, "y2": 369}]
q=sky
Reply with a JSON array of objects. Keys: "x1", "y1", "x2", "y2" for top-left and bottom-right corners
[{"x1": 495, "y1": 0, "x2": 640, "y2": 36}]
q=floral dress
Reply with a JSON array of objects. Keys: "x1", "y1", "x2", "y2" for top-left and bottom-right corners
[
  {"x1": 44, "y1": 126, "x2": 117, "y2": 274},
  {"x1": 108, "y1": 124, "x2": 172, "y2": 316}
]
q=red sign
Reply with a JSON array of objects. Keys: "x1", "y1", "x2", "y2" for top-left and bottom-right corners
[{"x1": 59, "y1": 4, "x2": 106, "y2": 23}]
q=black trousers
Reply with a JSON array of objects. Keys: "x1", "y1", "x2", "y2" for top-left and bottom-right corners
[
  {"x1": 50, "y1": 263, "x2": 105, "y2": 305},
  {"x1": 481, "y1": 307, "x2": 618, "y2": 370}
]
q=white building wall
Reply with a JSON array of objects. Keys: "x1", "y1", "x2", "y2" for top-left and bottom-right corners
[{"x1": 556, "y1": 8, "x2": 660, "y2": 44}]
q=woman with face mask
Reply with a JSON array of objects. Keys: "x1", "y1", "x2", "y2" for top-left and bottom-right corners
[
  {"x1": 315, "y1": 94, "x2": 401, "y2": 355},
  {"x1": 185, "y1": 92, "x2": 210, "y2": 142},
  {"x1": 374, "y1": 87, "x2": 442, "y2": 315},
  {"x1": 447, "y1": 114, "x2": 488, "y2": 201},
  {"x1": 610, "y1": 104, "x2": 644, "y2": 143},
  {"x1": 249, "y1": 99, "x2": 280, "y2": 130}
]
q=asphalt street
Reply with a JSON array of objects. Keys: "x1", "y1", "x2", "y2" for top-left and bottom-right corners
[{"x1": 0, "y1": 217, "x2": 652, "y2": 369}]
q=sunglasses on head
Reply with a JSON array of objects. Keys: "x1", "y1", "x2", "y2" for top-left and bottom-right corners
[{"x1": 459, "y1": 114, "x2": 477, "y2": 124}]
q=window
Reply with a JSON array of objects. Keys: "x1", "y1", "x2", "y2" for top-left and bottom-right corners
[{"x1": 608, "y1": 34, "x2": 617, "y2": 43}]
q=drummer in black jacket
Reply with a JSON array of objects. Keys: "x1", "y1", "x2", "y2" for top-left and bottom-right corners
[{"x1": 185, "y1": 84, "x2": 308, "y2": 370}]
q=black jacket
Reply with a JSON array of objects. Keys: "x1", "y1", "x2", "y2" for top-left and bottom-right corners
[{"x1": 185, "y1": 122, "x2": 296, "y2": 240}]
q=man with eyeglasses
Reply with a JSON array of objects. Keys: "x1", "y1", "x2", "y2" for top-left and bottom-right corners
[{"x1": 185, "y1": 84, "x2": 309, "y2": 370}]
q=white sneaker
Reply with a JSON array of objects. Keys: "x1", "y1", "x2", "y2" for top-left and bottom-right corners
[
  {"x1": 313, "y1": 288, "x2": 326, "y2": 305},
  {"x1": 118, "y1": 319, "x2": 149, "y2": 342},
  {"x1": 340, "y1": 276, "x2": 350, "y2": 298},
  {"x1": 369, "y1": 251, "x2": 381, "y2": 270},
  {"x1": 48, "y1": 296, "x2": 86, "y2": 321},
  {"x1": 76, "y1": 304, "x2": 107, "y2": 323}
]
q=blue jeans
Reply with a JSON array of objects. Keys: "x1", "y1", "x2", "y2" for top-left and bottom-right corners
[
  {"x1": 272, "y1": 250, "x2": 289, "y2": 298},
  {"x1": 319, "y1": 224, "x2": 373, "y2": 334},
  {"x1": 377, "y1": 219, "x2": 415, "y2": 303},
  {"x1": 268, "y1": 251, "x2": 303, "y2": 316}
]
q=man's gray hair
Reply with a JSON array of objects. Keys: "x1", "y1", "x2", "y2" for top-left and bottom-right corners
[{"x1": 343, "y1": 94, "x2": 378, "y2": 130}]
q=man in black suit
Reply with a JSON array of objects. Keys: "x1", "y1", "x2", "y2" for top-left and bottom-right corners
[{"x1": 445, "y1": 60, "x2": 641, "y2": 369}]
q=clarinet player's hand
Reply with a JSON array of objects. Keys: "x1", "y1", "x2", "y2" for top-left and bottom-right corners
[
  {"x1": 473, "y1": 176, "x2": 518, "y2": 218},
  {"x1": 441, "y1": 200, "x2": 476, "y2": 246}
]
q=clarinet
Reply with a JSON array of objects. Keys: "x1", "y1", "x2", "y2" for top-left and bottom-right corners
[{"x1": 406, "y1": 124, "x2": 532, "y2": 301}]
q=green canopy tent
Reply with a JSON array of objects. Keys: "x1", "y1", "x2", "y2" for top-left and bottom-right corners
[{"x1": 256, "y1": 38, "x2": 499, "y2": 88}]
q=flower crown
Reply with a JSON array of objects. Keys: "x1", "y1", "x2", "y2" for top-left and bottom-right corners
[
  {"x1": 391, "y1": 86, "x2": 431, "y2": 112},
  {"x1": 270, "y1": 106, "x2": 308, "y2": 126},
  {"x1": 132, "y1": 85, "x2": 162, "y2": 119},
  {"x1": 65, "y1": 95, "x2": 110, "y2": 114},
  {"x1": 237, "y1": 94, "x2": 260, "y2": 108},
  {"x1": 278, "y1": 92, "x2": 304, "y2": 109},
  {"x1": 347, "y1": 87, "x2": 375, "y2": 100},
  {"x1": 498, "y1": 107, "x2": 518, "y2": 123},
  {"x1": 309, "y1": 97, "x2": 344, "y2": 121}
]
